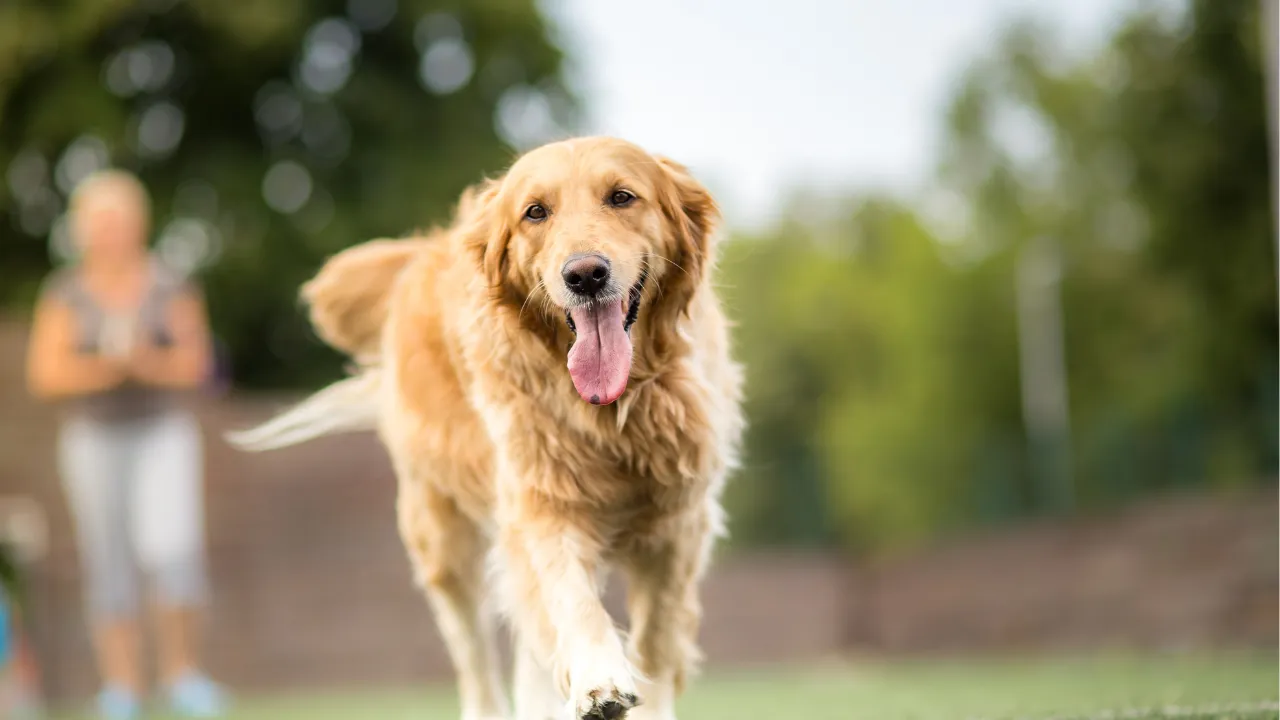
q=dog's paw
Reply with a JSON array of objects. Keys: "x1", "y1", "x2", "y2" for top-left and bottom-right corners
[
  {"x1": 560, "y1": 639, "x2": 641, "y2": 720},
  {"x1": 575, "y1": 686, "x2": 639, "y2": 720}
]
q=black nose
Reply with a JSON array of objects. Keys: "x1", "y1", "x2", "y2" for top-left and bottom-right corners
[{"x1": 561, "y1": 253, "x2": 611, "y2": 298}]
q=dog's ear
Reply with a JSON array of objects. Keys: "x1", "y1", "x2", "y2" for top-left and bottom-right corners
[
  {"x1": 655, "y1": 155, "x2": 721, "y2": 295},
  {"x1": 654, "y1": 155, "x2": 721, "y2": 311},
  {"x1": 642, "y1": 155, "x2": 721, "y2": 359},
  {"x1": 457, "y1": 178, "x2": 510, "y2": 292}
]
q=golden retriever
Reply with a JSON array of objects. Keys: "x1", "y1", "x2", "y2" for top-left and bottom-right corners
[{"x1": 230, "y1": 137, "x2": 744, "y2": 720}]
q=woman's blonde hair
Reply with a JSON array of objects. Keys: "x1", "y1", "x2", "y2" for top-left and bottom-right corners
[
  {"x1": 65, "y1": 169, "x2": 152, "y2": 256},
  {"x1": 68, "y1": 168, "x2": 152, "y2": 223}
]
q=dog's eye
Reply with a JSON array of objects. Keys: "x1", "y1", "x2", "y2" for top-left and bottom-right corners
[
  {"x1": 608, "y1": 190, "x2": 635, "y2": 208},
  {"x1": 524, "y1": 203, "x2": 548, "y2": 222}
]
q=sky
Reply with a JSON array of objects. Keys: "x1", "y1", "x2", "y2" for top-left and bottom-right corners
[{"x1": 541, "y1": 0, "x2": 1139, "y2": 229}]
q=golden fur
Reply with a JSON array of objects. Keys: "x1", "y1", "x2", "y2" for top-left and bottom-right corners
[
  {"x1": 300, "y1": 237, "x2": 429, "y2": 362},
  {"x1": 235, "y1": 137, "x2": 743, "y2": 720}
]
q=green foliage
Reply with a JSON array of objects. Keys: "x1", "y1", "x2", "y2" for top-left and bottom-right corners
[
  {"x1": 0, "y1": 0, "x2": 576, "y2": 388},
  {"x1": 935, "y1": 0, "x2": 1277, "y2": 499},
  {"x1": 720, "y1": 0, "x2": 1276, "y2": 552},
  {"x1": 721, "y1": 200, "x2": 992, "y2": 551},
  {"x1": 0, "y1": 543, "x2": 18, "y2": 603}
]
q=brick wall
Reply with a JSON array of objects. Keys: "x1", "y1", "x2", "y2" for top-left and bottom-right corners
[{"x1": 850, "y1": 491, "x2": 1278, "y2": 654}]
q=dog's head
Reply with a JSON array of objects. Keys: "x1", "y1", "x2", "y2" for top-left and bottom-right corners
[{"x1": 462, "y1": 137, "x2": 720, "y2": 405}]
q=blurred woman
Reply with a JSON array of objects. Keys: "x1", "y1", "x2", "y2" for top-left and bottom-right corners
[{"x1": 25, "y1": 170, "x2": 227, "y2": 720}]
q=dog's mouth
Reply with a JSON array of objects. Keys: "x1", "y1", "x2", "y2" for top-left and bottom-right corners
[{"x1": 564, "y1": 268, "x2": 647, "y2": 406}]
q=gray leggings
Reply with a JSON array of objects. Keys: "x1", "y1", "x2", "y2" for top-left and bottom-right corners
[{"x1": 57, "y1": 411, "x2": 209, "y2": 621}]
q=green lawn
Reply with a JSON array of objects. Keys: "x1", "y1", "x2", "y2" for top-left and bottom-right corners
[{"x1": 56, "y1": 654, "x2": 1278, "y2": 720}]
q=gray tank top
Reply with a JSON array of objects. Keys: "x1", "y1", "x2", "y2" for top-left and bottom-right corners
[{"x1": 40, "y1": 257, "x2": 192, "y2": 423}]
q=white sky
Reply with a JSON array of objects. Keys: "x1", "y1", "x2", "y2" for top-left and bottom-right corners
[{"x1": 541, "y1": 0, "x2": 1137, "y2": 229}]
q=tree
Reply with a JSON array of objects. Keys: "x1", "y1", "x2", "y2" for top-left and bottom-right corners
[
  {"x1": 936, "y1": 0, "x2": 1276, "y2": 506},
  {"x1": 718, "y1": 198, "x2": 993, "y2": 551},
  {"x1": 1108, "y1": 0, "x2": 1277, "y2": 479},
  {"x1": 0, "y1": 0, "x2": 577, "y2": 388},
  {"x1": 718, "y1": 0, "x2": 1276, "y2": 553}
]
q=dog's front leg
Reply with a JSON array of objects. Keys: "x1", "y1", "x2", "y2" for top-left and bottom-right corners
[
  {"x1": 620, "y1": 510, "x2": 715, "y2": 720},
  {"x1": 497, "y1": 507, "x2": 639, "y2": 720}
]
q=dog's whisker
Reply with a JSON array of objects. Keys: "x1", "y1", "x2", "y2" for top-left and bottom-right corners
[
  {"x1": 648, "y1": 253, "x2": 691, "y2": 280},
  {"x1": 539, "y1": 295, "x2": 559, "y2": 324},
  {"x1": 622, "y1": 251, "x2": 692, "y2": 282},
  {"x1": 519, "y1": 280, "x2": 549, "y2": 322}
]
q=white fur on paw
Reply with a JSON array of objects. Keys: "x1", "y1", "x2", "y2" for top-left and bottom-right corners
[
  {"x1": 560, "y1": 638, "x2": 642, "y2": 720},
  {"x1": 567, "y1": 658, "x2": 639, "y2": 719},
  {"x1": 569, "y1": 685, "x2": 639, "y2": 720}
]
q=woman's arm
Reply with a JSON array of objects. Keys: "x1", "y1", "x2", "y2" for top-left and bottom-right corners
[
  {"x1": 127, "y1": 285, "x2": 213, "y2": 390},
  {"x1": 25, "y1": 297, "x2": 127, "y2": 400}
]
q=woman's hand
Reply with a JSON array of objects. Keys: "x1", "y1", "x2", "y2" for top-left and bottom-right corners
[
  {"x1": 125, "y1": 287, "x2": 213, "y2": 390},
  {"x1": 26, "y1": 299, "x2": 130, "y2": 400},
  {"x1": 125, "y1": 340, "x2": 174, "y2": 385}
]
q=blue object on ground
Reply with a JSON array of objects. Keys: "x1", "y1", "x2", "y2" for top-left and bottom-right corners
[
  {"x1": 97, "y1": 686, "x2": 141, "y2": 720},
  {"x1": 167, "y1": 671, "x2": 230, "y2": 718},
  {"x1": 0, "y1": 588, "x2": 11, "y2": 666}
]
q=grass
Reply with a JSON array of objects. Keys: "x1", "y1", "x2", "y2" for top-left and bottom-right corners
[{"x1": 54, "y1": 653, "x2": 1278, "y2": 720}]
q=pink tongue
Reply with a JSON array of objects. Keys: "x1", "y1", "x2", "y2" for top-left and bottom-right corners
[{"x1": 567, "y1": 300, "x2": 633, "y2": 405}]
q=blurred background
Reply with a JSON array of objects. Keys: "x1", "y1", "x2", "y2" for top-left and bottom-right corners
[{"x1": 0, "y1": 0, "x2": 1276, "y2": 718}]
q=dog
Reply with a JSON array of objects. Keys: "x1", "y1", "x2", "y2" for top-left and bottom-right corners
[{"x1": 229, "y1": 137, "x2": 744, "y2": 720}]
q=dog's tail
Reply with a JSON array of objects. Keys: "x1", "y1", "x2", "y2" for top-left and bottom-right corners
[
  {"x1": 225, "y1": 370, "x2": 383, "y2": 451},
  {"x1": 226, "y1": 238, "x2": 424, "y2": 452},
  {"x1": 301, "y1": 237, "x2": 428, "y2": 361}
]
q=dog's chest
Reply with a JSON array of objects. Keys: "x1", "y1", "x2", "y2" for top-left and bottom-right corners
[{"x1": 581, "y1": 395, "x2": 713, "y2": 499}]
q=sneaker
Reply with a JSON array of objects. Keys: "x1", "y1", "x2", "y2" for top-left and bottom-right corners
[
  {"x1": 96, "y1": 685, "x2": 140, "y2": 720},
  {"x1": 166, "y1": 671, "x2": 229, "y2": 718}
]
